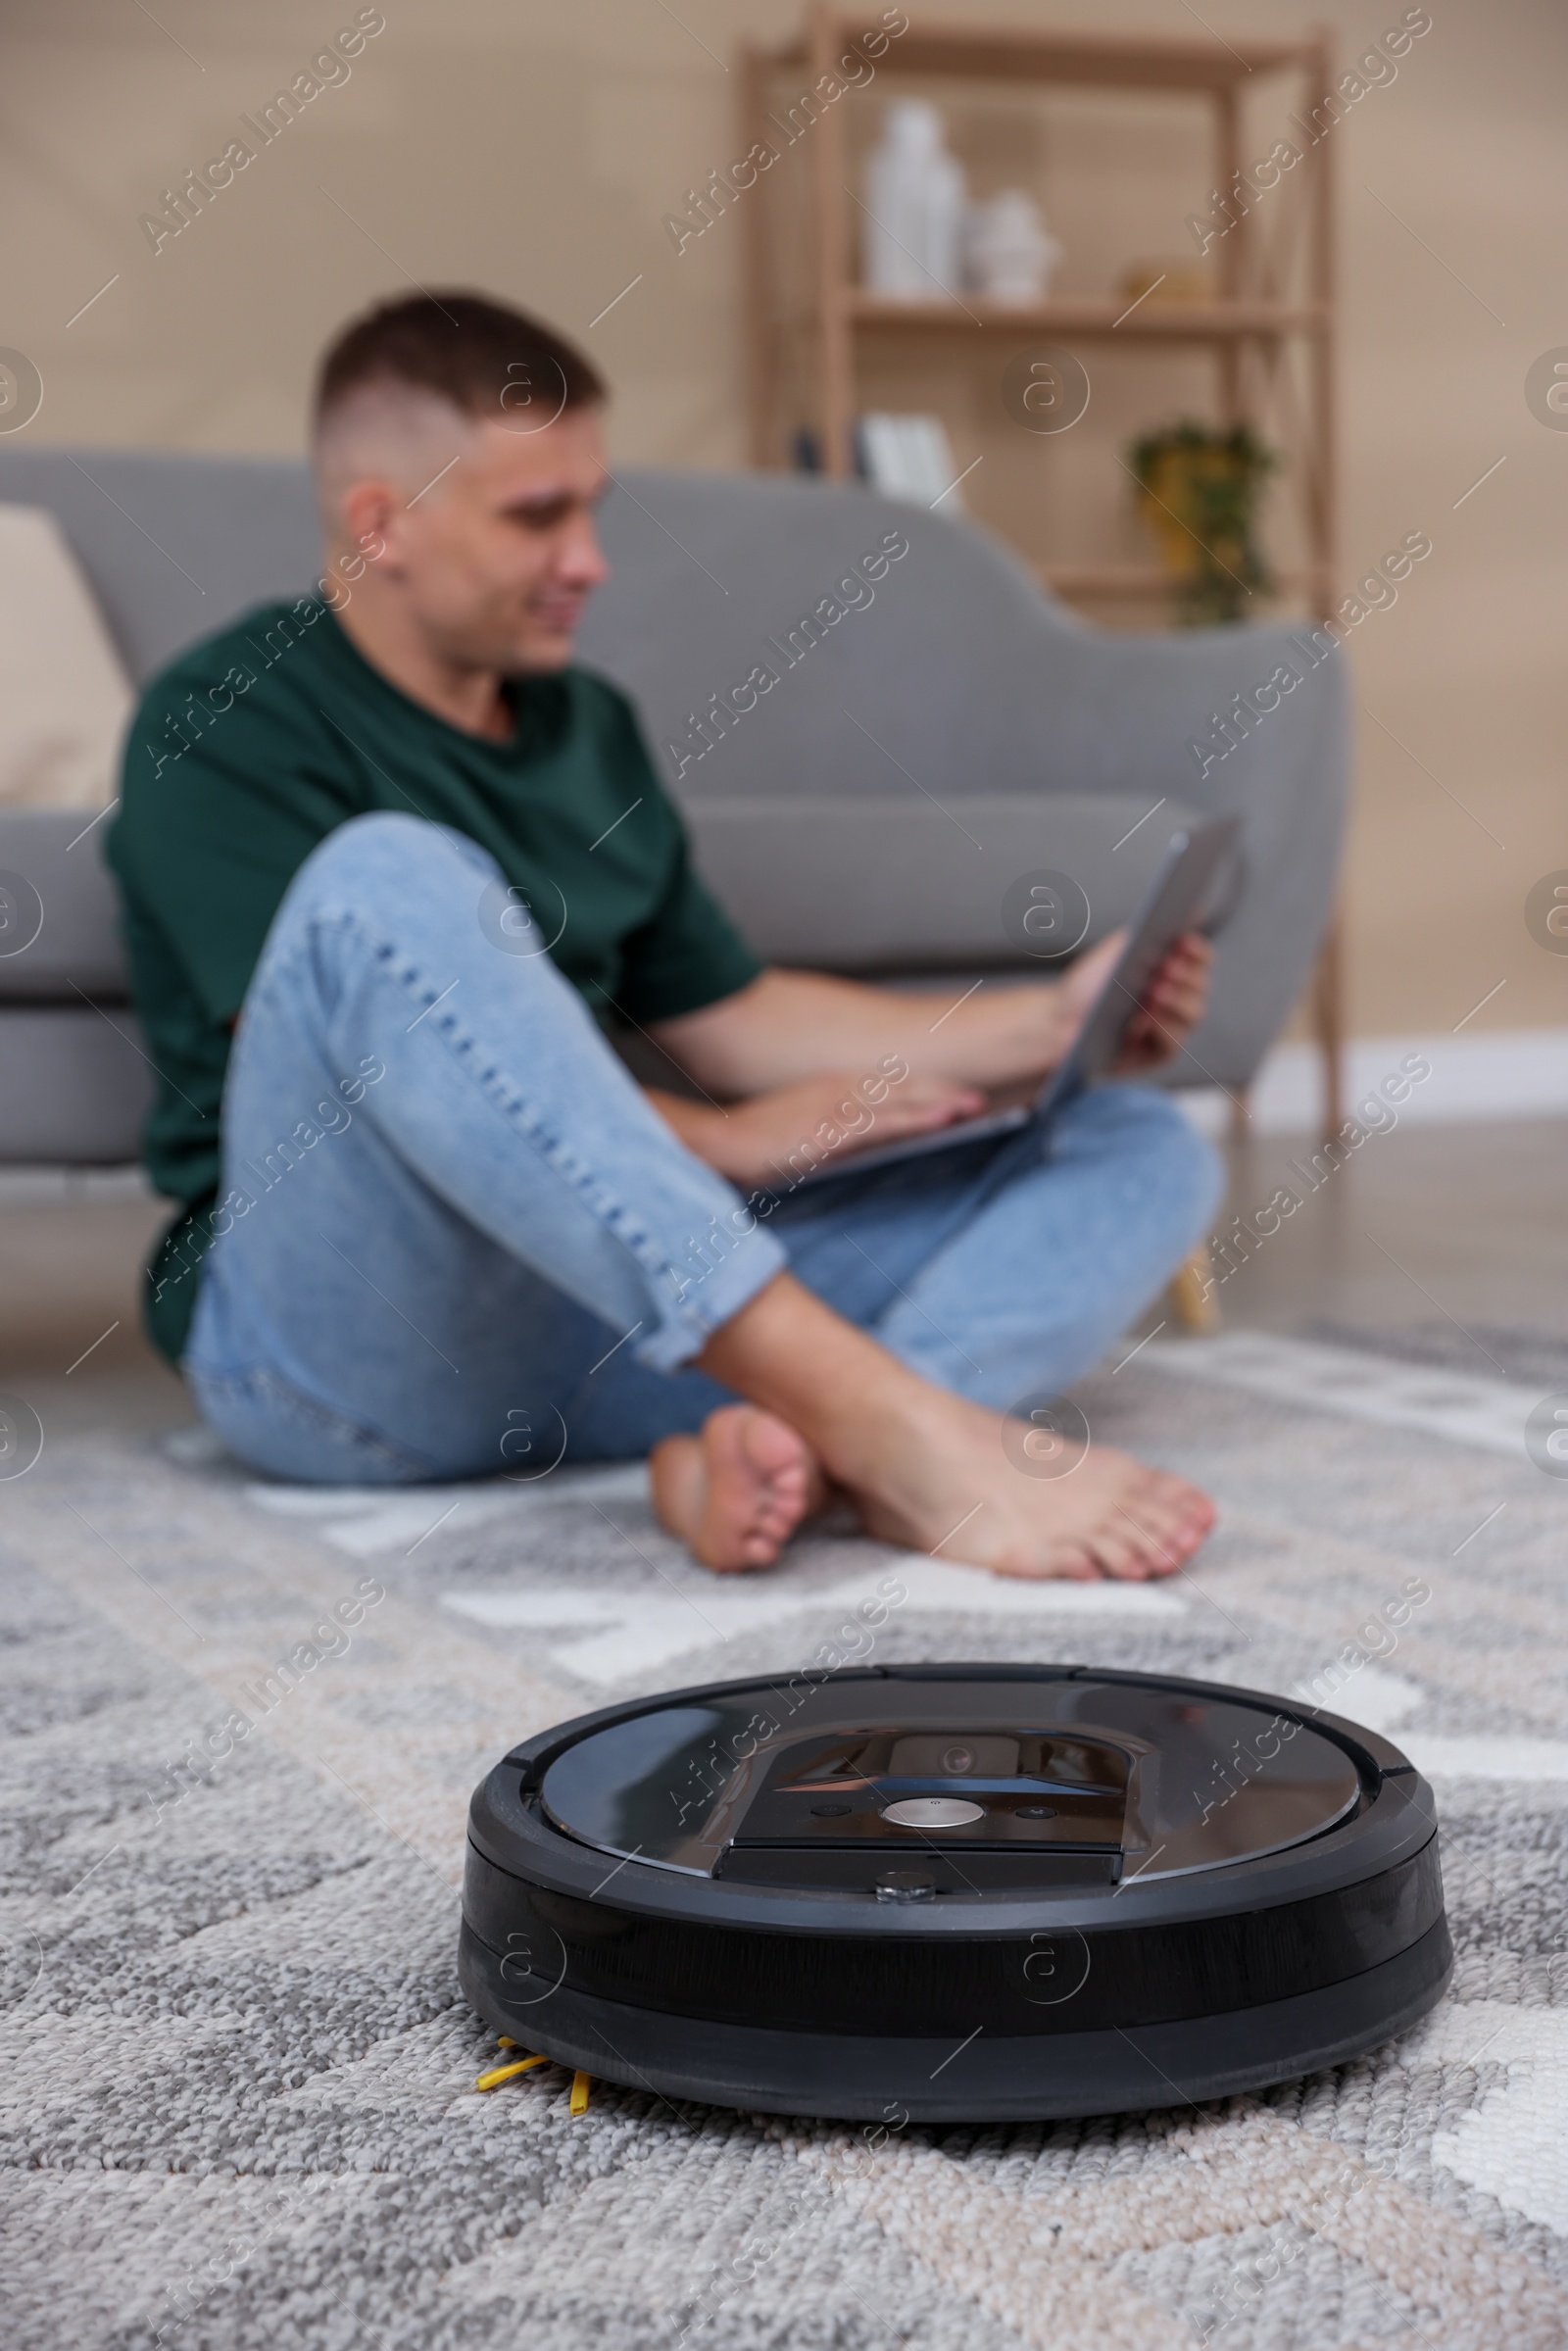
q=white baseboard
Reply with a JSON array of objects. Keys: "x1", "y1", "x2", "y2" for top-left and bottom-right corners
[{"x1": 1182, "y1": 1026, "x2": 1568, "y2": 1137}]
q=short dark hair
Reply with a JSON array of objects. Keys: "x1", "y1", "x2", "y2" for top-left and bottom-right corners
[{"x1": 315, "y1": 291, "x2": 606, "y2": 432}]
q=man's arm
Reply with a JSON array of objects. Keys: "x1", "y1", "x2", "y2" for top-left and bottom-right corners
[
  {"x1": 650, "y1": 968, "x2": 1063, "y2": 1097},
  {"x1": 649, "y1": 935, "x2": 1212, "y2": 1100},
  {"x1": 641, "y1": 936, "x2": 1212, "y2": 1189}
]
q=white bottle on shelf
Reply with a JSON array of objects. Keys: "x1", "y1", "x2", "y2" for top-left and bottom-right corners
[{"x1": 861, "y1": 99, "x2": 967, "y2": 301}]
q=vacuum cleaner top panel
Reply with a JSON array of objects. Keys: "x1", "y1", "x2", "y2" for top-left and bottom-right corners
[{"x1": 539, "y1": 1675, "x2": 1361, "y2": 1891}]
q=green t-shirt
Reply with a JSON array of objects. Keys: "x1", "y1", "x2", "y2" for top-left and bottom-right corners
[{"x1": 108, "y1": 596, "x2": 760, "y2": 1366}]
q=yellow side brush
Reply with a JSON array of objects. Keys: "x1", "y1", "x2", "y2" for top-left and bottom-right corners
[
  {"x1": 569, "y1": 2072, "x2": 591, "y2": 2116},
  {"x1": 474, "y1": 2053, "x2": 549, "y2": 2091}
]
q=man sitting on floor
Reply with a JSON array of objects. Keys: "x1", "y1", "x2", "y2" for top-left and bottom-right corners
[{"x1": 109, "y1": 291, "x2": 1224, "y2": 1581}]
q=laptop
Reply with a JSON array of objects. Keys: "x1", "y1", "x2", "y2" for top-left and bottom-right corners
[{"x1": 792, "y1": 814, "x2": 1240, "y2": 1187}]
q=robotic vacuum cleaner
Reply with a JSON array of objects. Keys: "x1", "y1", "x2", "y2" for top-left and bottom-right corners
[{"x1": 460, "y1": 1663, "x2": 1449, "y2": 2122}]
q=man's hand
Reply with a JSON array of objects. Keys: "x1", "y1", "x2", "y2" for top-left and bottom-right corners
[
  {"x1": 1055, "y1": 929, "x2": 1214, "y2": 1075},
  {"x1": 650, "y1": 1071, "x2": 985, "y2": 1190}
]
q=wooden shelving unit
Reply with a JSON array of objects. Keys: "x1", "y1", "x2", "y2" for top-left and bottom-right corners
[
  {"x1": 737, "y1": 9, "x2": 1345, "y2": 1129},
  {"x1": 739, "y1": 8, "x2": 1338, "y2": 611}
]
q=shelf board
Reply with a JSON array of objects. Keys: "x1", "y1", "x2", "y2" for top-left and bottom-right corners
[
  {"x1": 766, "y1": 23, "x2": 1315, "y2": 90},
  {"x1": 847, "y1": 294, "x2": 1329, "y2": 341}
]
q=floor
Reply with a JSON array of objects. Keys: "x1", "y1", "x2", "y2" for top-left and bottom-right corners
[
  {"x1": 7, "y1": 1124, "x2": 1568, "y2": 2351},
  {"x1": 3, "y1": 1116, "x2": 1563, "y2": 1440},
  {"x1": 1203, "y1": 1114, "x2": 1568, "y2": 1383}
]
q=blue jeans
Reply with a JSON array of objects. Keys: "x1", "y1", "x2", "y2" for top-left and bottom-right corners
[{"x1": 184, "y1": 814, "x2": 1222, "y2": 1485}]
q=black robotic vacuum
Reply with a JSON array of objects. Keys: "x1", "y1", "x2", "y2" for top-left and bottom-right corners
[{"x1": 460, "y1": 1663, "x2": 1449, "y2": 2122}]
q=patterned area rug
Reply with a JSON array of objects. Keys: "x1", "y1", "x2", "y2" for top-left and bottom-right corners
[{"x1": 5, "y1": 1331, "x2": 1568, "y2": 2351}]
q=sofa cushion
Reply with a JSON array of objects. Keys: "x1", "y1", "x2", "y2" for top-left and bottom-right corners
[
  {"x1": 0, "y1": 809, "x2": 130, "y2": 1001},
  {"x1": 0, "y1": 1004, "x2": 153, "y2": 1162}
]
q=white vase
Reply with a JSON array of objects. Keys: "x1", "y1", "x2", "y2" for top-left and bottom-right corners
[
  {"x1": 861, "y1": 99, "x2": 967, "y2": 301},
  {"x1": 964, "y1": 190, "x2": 1061, "y2": 307}
]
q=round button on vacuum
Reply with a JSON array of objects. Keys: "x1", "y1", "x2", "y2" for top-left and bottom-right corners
[
  {"x1": 874, "y1": 1869, "x2": 938, "y2": 1902},
  {"x1": 883, "y1": 1796, "x2": 985, "y2": 1829}
]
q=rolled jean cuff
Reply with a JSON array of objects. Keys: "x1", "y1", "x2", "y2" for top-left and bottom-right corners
[{"x1": 638, "y1": 1213, "x2": 787, "y2": 1373}]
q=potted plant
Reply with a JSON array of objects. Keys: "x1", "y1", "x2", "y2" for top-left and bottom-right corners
[{"x1": 1128, "y1": 420, "x2": 1277, "y2": 626}]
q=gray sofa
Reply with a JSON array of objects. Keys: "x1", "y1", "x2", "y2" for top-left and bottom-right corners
[{"x1": 0, "y1": 446, "x2": 1348, "y2": 1164}]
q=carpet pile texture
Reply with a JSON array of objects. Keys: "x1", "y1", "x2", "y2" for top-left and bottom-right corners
[{"x1": 4, "y1": 1328, "x2": 1567, "y2": 2350}]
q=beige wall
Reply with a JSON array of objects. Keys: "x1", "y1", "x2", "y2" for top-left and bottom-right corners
[{"x1": 5, "y1": 0, "x2": 1565, "y2": 1040}]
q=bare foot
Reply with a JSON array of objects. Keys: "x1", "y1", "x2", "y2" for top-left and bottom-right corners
[
  {"x1": 851, "y1": 1392, "x2": 1215, "y2": 1582},
  {"x1": 693, "y1": 1272, "x2": 1215, "y2": 1583},
  {"x1": 650, "y1": 1404, "x2": 830, "y2": 1572}
]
